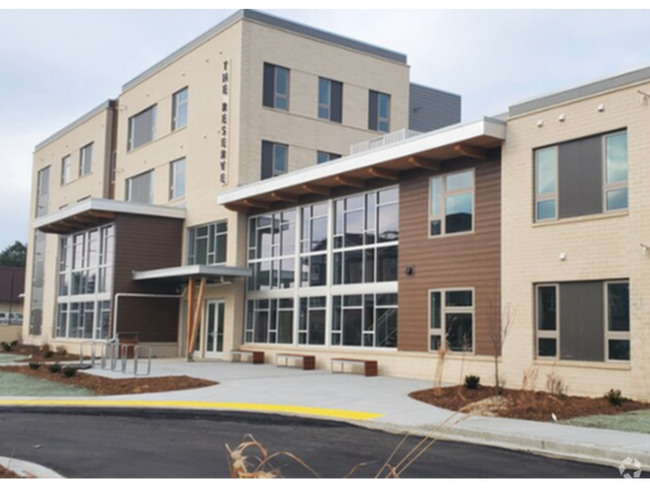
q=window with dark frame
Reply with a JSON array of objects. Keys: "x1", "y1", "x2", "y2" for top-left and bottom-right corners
[
  {"x1": 187, "y1": 221, "x2": 228, "y2": 266},
  {"x1": 429, "y1": 289, "x2": 474, "y2": 353},
  {"x1": 369, "y1": 90, "x2": 390, "y2": 132},
  {"x1": 128, "y1": 105, "x2": 157, "y2": 151},
  {"x1": 429, "y1": 170, "x2": 474, "y2": 237},
  {"x1": 263, "y1": 63, "x2": 290, "y2": 111},
  {"x1": 318, "y1": 77, "x2": 343, "y2": 123},
  {"x1": 317, "y1": 151, "x2": 341, "y2": 164},
  {"x1": 261, "y1": 141, "x2": 288, "y2": 179}
]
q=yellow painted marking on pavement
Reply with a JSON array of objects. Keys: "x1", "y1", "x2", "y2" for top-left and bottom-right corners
[{"x1": 0, "y1": 399, "x2": 383, "y2": 421}]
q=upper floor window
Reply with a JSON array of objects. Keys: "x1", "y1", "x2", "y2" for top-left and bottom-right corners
[
  {"x1": 169, "y1": 158, "x2": 186, "y2": 200},
  {"x1": 318, "y1": 78, "x2": 343, "y2": 123},
  {"x1": 263, "y1": 63, "x2": 289, "y2": 111},
  {"x1": 35, "y1": 166, "x2": 50, "y2": 218},
  {"x1": 79, "y1": 143, "x2": 93, "y2": 177},
  {"x1": 172, "y1": 87, "x2": 188, "y2": 131},
  {"x1": 261, "y1": 141, "x2": 288, "y2": 180},
  {"x1": 61, "y1": 155, "x2": 72, "y2": 185},
  {"x1": 188, "y1": 221, "x2": 228, "y2": 265},
  {"x1": 369, "y1": 90, "x2": 390, "y2": 132},
  {"x1": 534, "y1": 130, "x2": 628, "y2": 221},
  {"x1": 128, "y1": 105, "x2": 157, "y2": 151},
  {"x1": 429, "y1": 170, "x2": 474, "y2": 237},
  {"x1": 317, "y1": 151, "x2": 341, "y2": 165},
  {"x1": 125, "y1": 170, "x2": 154, "y2": 204}
]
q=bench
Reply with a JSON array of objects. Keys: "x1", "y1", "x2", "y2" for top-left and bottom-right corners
[
  {"x1": 276, "y1": 353, "x2": 315, "y2": 370},
  {"x1": 231, "y1": 350, "x2": 265, "y2": 364},
  {"x1": 331, "y1": 358, "x2": 378, "y2": 377}
]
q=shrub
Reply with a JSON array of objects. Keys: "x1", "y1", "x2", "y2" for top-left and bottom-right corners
[
  {"x1": 48, "y1": 363, "x2": 62, "y2": 374},
  {"x1": 9, "y1": 340, "x2": 19, "y2": 348},
  {"x1": 546, "y1": 372, "x2": 568, "y2": 396},
  {"x1": 1, "y1": 342, "x2": 11, "y2": 352},
  {"x1": 55, "y1": 346, "x2": 67, "y2": 356},
  {"x1": 44, "y1": 350, "x2": 54, "y2": 359},
  {"x1": 463, "y1": 374, "x2": 481, "y2": 390},
  {"x1": 605, "y1": 388, "x2": 624, "y2": 407},
  {"x1": 28, "y1": 362, "x2": 41, "y2": 370},
  {"x1": 62, "y1": 367, "x2": 77, "y2": 378}
]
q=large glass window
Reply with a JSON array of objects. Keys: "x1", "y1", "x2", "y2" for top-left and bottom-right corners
[
  {"x1": 248, "y1": 211, "x2": 296, "y2": 291},
  {"x1": 56, "y1": 225, "x2": 113, "y2": 340},
  {"x1": 429, "y1": 289, "x2": 474, "y2": 353},
  {"x1": 245, "y1": 298, "x2": 294, "y2": 345},
  {"x1": 299, "y1": 297, "x2": 326, "y2": 345},
  {"x1": 429, "y1": 170, "x2": 474, "y2": 237},
  {"x1": 333, "y1": 187, "x2": 398, "y2": 284},
  {"x1": 128, "y1": 105, "x2": 157, "y2": 151},
  {"x1": 332, "y1": 293, "x2": 397, "y2": 348},
  {"x1": 188, "y1": 221, "x2": 228, "y2": 266}
]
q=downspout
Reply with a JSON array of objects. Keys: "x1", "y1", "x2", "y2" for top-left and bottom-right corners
[{"x1": 112, "y1": 292, "x2": 184, "y2": 341}]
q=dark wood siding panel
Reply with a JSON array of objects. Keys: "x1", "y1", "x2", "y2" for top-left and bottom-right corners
[
  {"x1": 398, "y1": 150, "x2": 501, "y2": 355},
  {"x1": 113, "y1": 214, "x2": 184, "y2": 343}
]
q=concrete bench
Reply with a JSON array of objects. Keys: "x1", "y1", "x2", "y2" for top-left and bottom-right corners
[
  {"x1": 331, "y1": 358, "x2": 378, "y2": 377},
  {"x1": 231, "y1": 350, "x2": 265, "y2": 364},
  {"x1": 276, "y1": 353, "x2": 315, "y2": 370}
]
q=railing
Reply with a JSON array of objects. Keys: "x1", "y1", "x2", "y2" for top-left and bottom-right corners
[{"x1": 350, "y1": 129, "x2": 421, "y2": 155}]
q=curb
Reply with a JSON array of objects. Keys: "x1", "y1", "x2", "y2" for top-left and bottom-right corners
[{"x1": 0, "y1": 456, "x2": 64, "y2": 479}]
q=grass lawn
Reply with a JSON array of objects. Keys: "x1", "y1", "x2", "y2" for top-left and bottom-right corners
[
  {"x1": 0, "y1": 370, "x2": 94, "y2": 397},
  {"x1": 563, "y1": 409, "x2": 650, "y2": 434}
]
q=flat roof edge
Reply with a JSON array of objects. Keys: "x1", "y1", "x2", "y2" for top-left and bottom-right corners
[
  {"x1": 218, "y1": 117, "x2": 505, "y2": 205},
  {"x1": 132, "y1": 265, "x2": 252, "y2": 281},
  {"x1": 34, "y1": 100, "x2": 114, "y2": 152},
  {"x1": 122, "y1": 9, "x2": 407, "y2": 93},
  {"x1": 510, "y1": 65, "x2": 650, "y2": 117},
  {"x1": 34, "y1": 198, "x2": 186, "y2": 230}
]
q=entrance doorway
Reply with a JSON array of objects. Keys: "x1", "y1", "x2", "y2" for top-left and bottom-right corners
[{"x1": 203, "y1": 300, "x2": 225, "y2": 358}]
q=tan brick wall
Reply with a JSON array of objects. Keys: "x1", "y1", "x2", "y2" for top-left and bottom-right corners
[{"x1": 502, "y1": 80, "x2": 650, "y2": 400}]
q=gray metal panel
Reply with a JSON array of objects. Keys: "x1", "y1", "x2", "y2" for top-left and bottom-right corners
[
  {"x1": 408, "y1": 83, "x2": 461, "y2": 133},
  {"x1": 510, "y1": 65, "x2": 650, "y2": 117},
  {"x1": 558, "y1": 136, "x2": 602, "y2": 219},
  {"x1": 368, "y1": 91, "x2": 378, "y2": 131},
  {"x1": 560, "y1": 281, "x2": 605, "y2": 362},
  {"x1": 35, "y1": 100, "x2": 113, "y2": 152},
  {"x1": 122, "y1": 9, "x2": 407, "y2": 93}
]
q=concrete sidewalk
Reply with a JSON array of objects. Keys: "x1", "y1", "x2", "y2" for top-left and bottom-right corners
[{"x1": 1, "y1": 358, "x2": 648, "y2": 469}]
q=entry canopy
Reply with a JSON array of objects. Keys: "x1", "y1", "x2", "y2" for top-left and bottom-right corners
[{"x1": 132, "y1": 265, "x2": 251, "y2": 283}]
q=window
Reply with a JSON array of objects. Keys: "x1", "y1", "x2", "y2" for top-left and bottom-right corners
[
  {"x1": 128, "y1": 105, "x2": 157, "y2": 151},
  {"x1": 300, "y1": 203, "x2": 328, "y2": 287},
  {"x1": 56, "y1": 225, "x2": 114, "y2": 340},
  {"x1": 429, "y1": 170, "x2": 474, "y2": 236},
  {"x1": 187, "y1": 221, "x2": 228, "y2": 266},
  {"x1": 333, "y1": 187, "x2": 399, "y2": 285},
  {"x1": 169, "y1": 158, "x2": 186, "y2": 200},
  {"x1": 318, "y1": 78, "x2": 343, "y2": 123},
  {"x1": 317, "y1": 151, "x2": 341, "y2": 164},
  {"x1": 261, "y1": 141, "x2": 288, "y2": 179},
  {"x1": 245, "y1": 298, "x2": 294, "y2": 344},
  {"x1": 61, "y1": 155, "x2": 72, "y2": 185},
  {"x1": 248, "y1": 211, "x2": 296, "y2": 291},
  {"x1": 172, "y1": 87, "x2": 188, "y2": 131},
  {"x1": 533, "y1": 130, "x2": 628, "y2": 222},
  {"x1": 299, "y1": 296, "x2": 326, "y2": 345},
  {"x1": 429, "y1": 289, "x2": 474, "y2": 353},
  {"x1": 535, "y1": 281, "x2": 630, "y2": 362},
  {"x1": 126, "y1": 170, "x2": 154, "y2": 204},
  {"x1": 79, "y1": 143, "x2": 93, "y2": 177},
  {"x1": 263, "y1": 63, "x2": 290, "y2": 110},
  {"x1": 369, "y1": 90, "x2": 390, "y2": 132},
  {"x1": 35, "y1": 166, "x2": 50, "y2": 218},
  {"x1": 332, "y1": 293, "x2": 397, "y2": 348}
]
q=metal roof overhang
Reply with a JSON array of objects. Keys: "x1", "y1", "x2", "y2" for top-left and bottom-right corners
[
  {"x1": 218, "y1": 117, "x2": 506, "y2": 212},
  {"x1": 132, "y1": 265, "x2": 252, "y2": 284},
  {"x1": 34, "y1": 198, "x2": 186, "y2": 234}
]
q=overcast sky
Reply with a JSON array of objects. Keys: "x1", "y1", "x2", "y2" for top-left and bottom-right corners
[{"x1": 2, "y1": 9, "x2": 650, "y2": 252}]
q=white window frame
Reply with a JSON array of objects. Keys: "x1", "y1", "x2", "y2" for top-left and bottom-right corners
[
  {"x1": 535, "y1": 284, "x2": 559, "y2": 360},
  {"x1": 429, "y1": 288, "x2": 475, "y2": 354},
  {"x1": 61, "y1": 155, "x2": 72, "y2": 185},
  {"x1": 429, "y1": 169, "x2": 475, "y2": 238},
  {"x1": 534, "y1": 146, "x2": 558, "y2": 222},
  {"x1": 603, "y1": 131, "x2": 628, "y2": 213},
  {"x1": 605, "y1": 280, "x2": 630, "y2": 363},
  {"x1": 169, "y1": 157, "x2": 186, "y2": 201},
  {"x1": 172, "y1": 87, "x2": 189, "y2": 131},
  {"x1": 79, "y1": 143, "x2": 93, "y2": 177}
]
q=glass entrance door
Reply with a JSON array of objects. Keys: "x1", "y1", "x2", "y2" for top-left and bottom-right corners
[{"x1": 204, "y1": 300, "x2": 225, "y2": 358}]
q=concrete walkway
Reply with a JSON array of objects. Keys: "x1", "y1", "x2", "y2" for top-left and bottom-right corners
[{"x1": 1, "y1": 358, "x2": 649, "y2": 469}]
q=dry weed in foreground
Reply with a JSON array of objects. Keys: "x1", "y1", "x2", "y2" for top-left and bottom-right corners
[{"x1": 226, "y1": 413, "x2": 467, "y2": 478}]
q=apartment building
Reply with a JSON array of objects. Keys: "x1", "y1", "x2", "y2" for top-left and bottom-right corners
[
  {"x1": 24, "y1": 10, "x2": 460, "y2": 360},
  {"x1": 501, "y1": 67, "x2": 650, "y2": 400}
]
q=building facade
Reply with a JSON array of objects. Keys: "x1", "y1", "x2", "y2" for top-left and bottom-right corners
[{"x1": 24, "y1": 10, "x2": 460, "y2": 363}]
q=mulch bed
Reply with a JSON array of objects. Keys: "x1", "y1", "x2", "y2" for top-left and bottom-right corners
[
  {"x1": 0, "y1": 365, "x2": 217, "y2": 396},
  {"x1": 410, "y1": 386, "x2": 650, "y2": 422},
  {"x1": 0, "y1": 344, "x2": 78, "y2": 363},
  {"x1": 0, "y1": 465, "x2": 20, "y2": 478}
]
